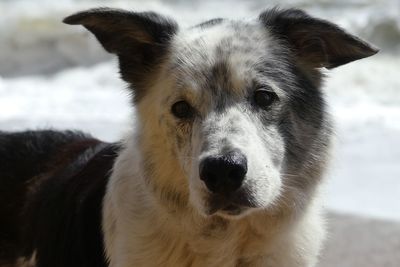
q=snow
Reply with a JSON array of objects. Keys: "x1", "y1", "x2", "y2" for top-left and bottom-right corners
[
  {"x1": 0, "y1": 62, "x2": 131, "y2": 141},
  {"x1": 323, "y1": 55, "x2": 400, "y2": 221}
]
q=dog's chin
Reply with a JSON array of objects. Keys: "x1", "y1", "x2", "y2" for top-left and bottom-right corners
[
  {"x1": 192, "y1": 187, "x2": 272, "y2": 219},
  {"x1": 213, "y1": 205, "x2": 254, "y2": 219},
  {"x1": 202, "y1": 199, "x2": 257, "y2": 220}
]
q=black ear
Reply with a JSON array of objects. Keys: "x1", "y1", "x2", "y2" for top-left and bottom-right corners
[
  {"x1": 259, "y1": 8, "x2": 378, "y2": 69},
  {"x1": 64, "y1": 8, "x2": 178, "y2": 100}
]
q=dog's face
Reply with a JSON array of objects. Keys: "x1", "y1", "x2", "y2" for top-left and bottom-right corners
[
  {"x1": 65, "y1": 8, "x2": 377, "y2": 218},
  {"x1": 165, "y1": 23, "x2": 289, "y2": 217}
]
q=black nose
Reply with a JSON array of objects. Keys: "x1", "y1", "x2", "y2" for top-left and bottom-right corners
[{"x1": 199, "y1": 151, "x2": 247, "y2": 194}]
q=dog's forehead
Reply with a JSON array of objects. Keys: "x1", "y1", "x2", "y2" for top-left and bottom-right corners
[
  {"x1": 169, "y1": 19, "x2": 278, "y2": 95},
  {"x1": 185, "y1": 19, "x2": 266, "y2": 51}
]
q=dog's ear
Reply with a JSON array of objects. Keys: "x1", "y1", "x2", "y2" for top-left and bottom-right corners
[
  {"x1": 259, "y1": 8, "x2": 378, "y2": 69},
  {"x1": 64, "y1": 8, "x2": 178, "y2": 100}
]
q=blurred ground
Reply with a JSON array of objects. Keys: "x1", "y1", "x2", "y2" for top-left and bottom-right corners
[{"x1": 321, "y1": 212, "x2": 400, "y2": 267}]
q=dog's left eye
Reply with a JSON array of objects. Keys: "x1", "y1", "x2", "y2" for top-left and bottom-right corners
[
  {"x1": 254, "y1": 89, "x2": 277, "y2": 109},
  {"x1": 171, "y1": 101, "x2": 194, "y2": 119}
]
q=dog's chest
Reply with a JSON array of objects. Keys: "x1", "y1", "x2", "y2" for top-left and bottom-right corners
[{"x1": 118, "y1": 219, "x2": 274, "y2": 267}]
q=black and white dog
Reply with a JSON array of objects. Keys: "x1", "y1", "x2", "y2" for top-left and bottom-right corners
[{"x1": 0, "y1": 8, "x2": 377, "y2": 267}]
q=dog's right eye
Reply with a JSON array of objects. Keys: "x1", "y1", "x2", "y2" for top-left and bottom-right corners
[
  {"x1": 254, "y1": 89, "x2": 278, "y2": 109},
  {"x1": 171, "y1": 101, "x2": 194, "y2": 119}
]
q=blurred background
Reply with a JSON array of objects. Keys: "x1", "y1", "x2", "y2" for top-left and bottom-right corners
[{"x1": 0, "y1": 0, "x2": 399, "y2": 266}]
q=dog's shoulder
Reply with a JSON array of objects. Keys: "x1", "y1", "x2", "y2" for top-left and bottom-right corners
[
  {"x1": 0, "y1": 130, "x2": 120, "y2": 266},
  {"x1": 21, "y1": 140, "x2": 120, "y2": 266}
]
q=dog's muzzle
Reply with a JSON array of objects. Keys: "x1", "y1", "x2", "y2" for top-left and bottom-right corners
[
  {"x1": 200, "y1": 150, "x2": 247, "y2": 194},
  {"x1": 199, "y1": 150, "x2": 251, "y2": 215}
]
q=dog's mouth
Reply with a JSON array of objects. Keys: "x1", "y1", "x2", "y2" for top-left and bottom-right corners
[
  {"x1": 209, "y1": 204, "x2": 249, "y2": 218},
  {"x1": 205, "y1": 192, "x2": 256, "y2": 217},
  {"x1": 219, "y1": 204, "x2": 246, "y2": 216},
  {"x1": 207, "y1": 202, "x2": 245, "y2": 216}
]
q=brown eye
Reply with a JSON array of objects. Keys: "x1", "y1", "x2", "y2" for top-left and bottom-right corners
[
  {"x1": 171, "y1": 101, "x2": 194, "y2": 119},
  {"x1": 254, "y1": 89, "x2": 277, "y2": 108}
]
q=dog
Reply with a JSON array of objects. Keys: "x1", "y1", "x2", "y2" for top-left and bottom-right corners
[{"x1": 0, "y1": 7, "x2": 377, "y2": 267}]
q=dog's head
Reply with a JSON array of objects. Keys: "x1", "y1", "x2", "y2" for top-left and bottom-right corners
[{"x1": 65, "y1": 8, "x2": 377, "y2": 219}]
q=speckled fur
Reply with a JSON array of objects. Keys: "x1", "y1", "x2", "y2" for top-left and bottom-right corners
[{"x1": 103, "y1": 13, "x2": 328, "y2": 267}]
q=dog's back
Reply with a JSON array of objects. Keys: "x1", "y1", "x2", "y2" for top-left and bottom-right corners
[{"x1": 0, "y1": 130, "x2": 118, "y2": 267}]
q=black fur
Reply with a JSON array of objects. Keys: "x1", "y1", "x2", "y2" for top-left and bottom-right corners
[
  {"x1": 0, "y1": 130, "x2": 93, "y2": 264},
  {"x1": 0, "y1": 130, "x2": 119, "y2": 266}
]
